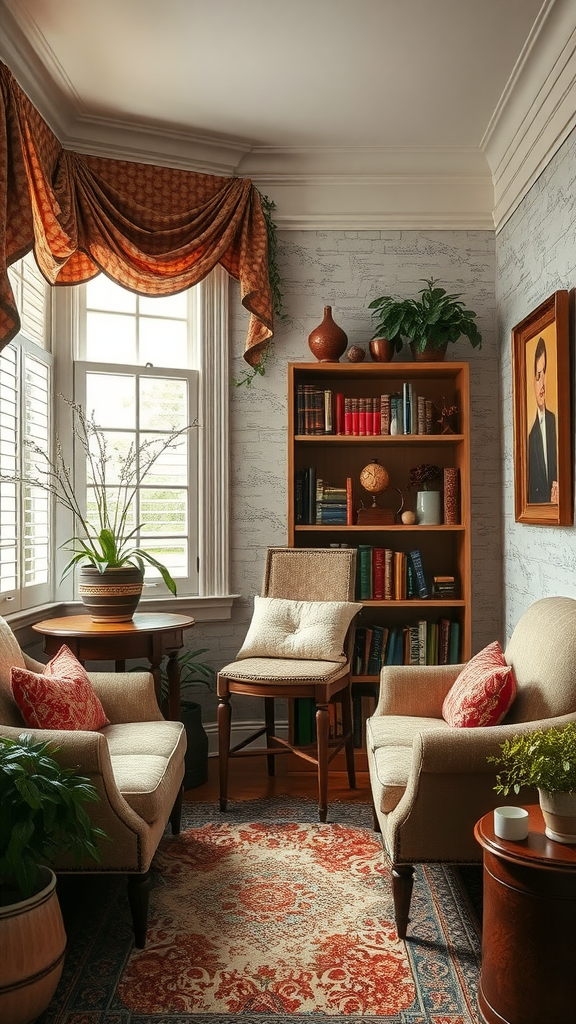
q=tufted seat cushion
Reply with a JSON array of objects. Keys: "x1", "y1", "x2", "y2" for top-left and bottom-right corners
[
  {"x1": 237, "y1": 596, "x2": 362, "y2": 663},
  {"x1": 219, "y1": 656, "x2": 349, "y2": 683},
  {"x1": 103, "y1": 720, "x2": 186, "y2": 823}
]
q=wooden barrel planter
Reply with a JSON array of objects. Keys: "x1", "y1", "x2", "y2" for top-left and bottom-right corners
[{"x1": 0, "y1": 867, "x2": 67, "y2": 1024}]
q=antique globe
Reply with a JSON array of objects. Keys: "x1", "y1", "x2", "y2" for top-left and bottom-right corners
[{"x1": 359, "y1": 459, "x2": 390, "y2": 507}]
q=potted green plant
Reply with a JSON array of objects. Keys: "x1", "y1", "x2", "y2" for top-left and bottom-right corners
[
  {"x1": 368, "y1": 278, "x2": 482, "y2": 361},
  {"x1": 488, "y1": 723, "x2": 576, "y2": 843},
  {"x1": 0, "y1": 397, "x2": 194, "y2": 621},
  {"x1": 0, "y1": 734, "x2": 106, "y2": 1024}
]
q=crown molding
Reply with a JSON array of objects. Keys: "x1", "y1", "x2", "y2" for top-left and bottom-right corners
[{"x1": 482, "y1": 0, "x2": 576, "y2": 233}]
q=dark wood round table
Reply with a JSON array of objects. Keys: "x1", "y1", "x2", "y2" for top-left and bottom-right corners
[
  {"x1": 475, "y1": 804, "x2": 576, "y2": 1024},
  {"x1": 32, "y1": 613, "x2": 195, "y2": 721}
]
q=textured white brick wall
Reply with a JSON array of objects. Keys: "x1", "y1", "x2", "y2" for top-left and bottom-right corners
[
  {"x1": 195, "y1": 229, "x2": 499, "y2": 732},
  {"x1": 496, "y1": 125, "x2": 576, "y2": 644}
]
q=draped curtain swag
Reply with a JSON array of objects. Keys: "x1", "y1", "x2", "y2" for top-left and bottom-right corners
[{"x1": 0, "y1": 62, "x2": 273, "y2": 365}]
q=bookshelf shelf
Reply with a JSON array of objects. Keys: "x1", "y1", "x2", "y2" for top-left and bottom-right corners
[
  {"x1": 294, "y1": 524, "x2": 465, "y2": 532},
  {"x1": 295, "y1": 434, "x2": 465, "y2": 444}
]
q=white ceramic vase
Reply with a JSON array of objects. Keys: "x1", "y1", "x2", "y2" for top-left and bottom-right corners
[{"x1": 416, "y1": 490, "x2": 441, "y2": 525}]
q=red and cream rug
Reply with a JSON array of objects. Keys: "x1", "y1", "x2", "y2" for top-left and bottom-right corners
[{"x1": 41, "y1": 798, "x2": 483, "y2": 1023}]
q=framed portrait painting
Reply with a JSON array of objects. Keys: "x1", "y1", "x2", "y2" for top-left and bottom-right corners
[{"x1": 512, "y1": 290, "x2": 572, "y2": 526}]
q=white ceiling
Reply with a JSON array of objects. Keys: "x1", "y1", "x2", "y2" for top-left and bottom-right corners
[{"x1": 1, "y1": 0, "x2": 575, "y2": 229}]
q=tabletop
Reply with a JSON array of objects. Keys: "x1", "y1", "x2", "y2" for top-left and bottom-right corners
[
  {"x1": 475, "y1": 804, "x2": 576, "y2": 872},
  {"x1": 32, "y1": 612, "x2": 195, "y2": 637}
]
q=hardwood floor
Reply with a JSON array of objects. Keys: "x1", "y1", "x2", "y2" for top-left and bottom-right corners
[{"x1": 186, "y1": 752, "x2": 373, "y2": 805}]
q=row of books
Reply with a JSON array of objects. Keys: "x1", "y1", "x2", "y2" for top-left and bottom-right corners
[
  {"x1": 296, "y1": 469, "x2": 355, "y2": 525},
  {"x1": 357, "y1": 545, "x2": 430, "y2": 600},
  {"x1": 292, "y1": 690, "x2": 379, "y2": 749},
  {"x1": 353, "y1": 617, "x2": 461, "y2": 674},
  {"x1": 296, "y1": 384, "x2": 446, "y2": 436}
]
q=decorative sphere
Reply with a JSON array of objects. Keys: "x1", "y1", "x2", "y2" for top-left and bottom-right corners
[
  {"x1": 346, "y1": 346, "x2": 366, "y2": 362},
  {"x1": 359, "y1": 460, "x2": 390, "y2": 495},
  {"x1": 401, "y1": 510, "x2": 416, "y2": 525}
]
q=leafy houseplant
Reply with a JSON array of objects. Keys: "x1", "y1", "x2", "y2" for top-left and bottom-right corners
[
  {"x1": 0, "y1": 397, "x2": 194, "y2": 610},
  {"x1": 487, "y1": 724, "x2": 576, "y2": 796},
  {"x1": 0, "y1": 735, "x2": 107, "y2": 1023},
  {"x1": 0, "y1": 734, "x2": 106, "y2": 902},
  {"x1": 368, "y1": 278, "x2": 482, "y2": 357},
  {"x1": 407, "y1": 464, "x2": 442, "y2": 492},
  {"x1": 488, "y1": 724, "x2": 576, "y2": 844}
]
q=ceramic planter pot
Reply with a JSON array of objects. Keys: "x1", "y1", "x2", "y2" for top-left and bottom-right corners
[
  {"x1": 78, "y1": 565, "x2": 144, "y2": 622},
  {"x1": 0, "y1": 867, "x2": 66, "y2": 1024},
  {"x1": 415, "y1": 490, "x2": 442, "y2": 525},
  {"x1": 369, "y1": 338, "x2": 395, "y2": 362},
  {"x1": 410, "y1": 341, "x2": 448, "y2": 362},
  {"x1": 538, "y1": 788, "x2": 576, "y2": 843}
]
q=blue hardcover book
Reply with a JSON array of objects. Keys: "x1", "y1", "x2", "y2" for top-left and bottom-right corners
[{"x1": 408, "y1": 549, "x2": 429, "y2": 599}]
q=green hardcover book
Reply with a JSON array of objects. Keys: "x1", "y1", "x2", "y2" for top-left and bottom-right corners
[
  {"x1": 357, "y1": 544, "x2": 373, "y2": 600},
  {"x1": 448, "y1": 620, "x2": 461, "y2": 664}
]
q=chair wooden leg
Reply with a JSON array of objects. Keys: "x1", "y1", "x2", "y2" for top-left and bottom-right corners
[
  {"x1": 391, "y1": 863, "x2": 414, "y2": 940},
  {"x1": 340, "y1": 686, "x2": 356, "y2": 790},
  {"x1": 127, "y1": 871, "x2": 150, "y2": 949},
  {"x1": 264, "y1": 696, "x2": 275, "y2": 776},
  {"x1": 170, "y1": 784, "x2": 183, "y2": 834},
  {"x1": 316, "y1": 701, "x2": 330, "y2": 823},
  {"x1": 217, "y1": 690, "x2": 231, "y2": 812}
]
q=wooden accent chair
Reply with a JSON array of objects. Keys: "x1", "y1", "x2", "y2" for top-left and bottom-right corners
[
  {"x1": 217, "y1": 547, "x2": 361, "y2": 822},
  {"x1": 0, "y1": 616, "x2": 186, "y2": 947},
  {"x1": 367, "y1": 596, "x2": 576, "y2": 938}
]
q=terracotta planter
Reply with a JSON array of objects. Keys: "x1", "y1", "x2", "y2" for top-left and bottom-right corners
[
  {"x1": 78, "y1": 565, "x2": 144, "y2": 622},
  {"x1": 538, "y1": 788, "x2": 576, "y2": 843},
  {"x1": 308, "y1": 306, "x2": 348, "y2": 362},
  {"x1": 369, "y1": 338, "x2": 394, "y2": 362},
  {"x1": 0, "y1": 867, "x2": 66, "y2": 1024},
  {"x1": 410, "y1": 341, "x2": 448, "y2": 362}
]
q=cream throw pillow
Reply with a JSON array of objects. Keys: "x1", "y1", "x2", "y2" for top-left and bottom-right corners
[{"x1": 237, "y1": 596, "x2": 362, "y2": 663}]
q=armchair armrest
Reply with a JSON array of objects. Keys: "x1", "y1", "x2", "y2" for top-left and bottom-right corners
[
  {"x1": 86, "y1": 670, "x2": 163, "y2": 723},
  {"x1": 375, "y1": 663, "x2": 464, "y2": 718},
  {"x1": 413, "y1": 710, "x2": 576, "y2": 775}
]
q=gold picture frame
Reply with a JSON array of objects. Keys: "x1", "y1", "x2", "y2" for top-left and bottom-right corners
[{"x1": 512, "y1": 290, "x2": 572, "y2": 525}]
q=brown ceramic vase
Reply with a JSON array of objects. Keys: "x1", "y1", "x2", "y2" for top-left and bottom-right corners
[
  {"x1": 308, "y1": 306, "x2": 348, "y2": 362},
  {"x1": 369, "y1": 338, "x2": 394, "y2": 362}
]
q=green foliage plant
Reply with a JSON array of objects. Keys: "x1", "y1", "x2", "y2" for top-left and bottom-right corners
[
  {"x1": 487, "y1": 723, "x2": 576, "y2": 796},
  {"x1": 0, "y1": 734, "x2": 107, "y2": 902},
  {"x1": 368, "y1": 278, "x2": 482, "y2": 354},
  {"x1": 0, "y1": 397, "x2": 195, "y2": 596}
]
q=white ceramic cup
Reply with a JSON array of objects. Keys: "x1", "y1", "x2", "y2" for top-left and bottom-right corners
[{"x1": 493, "y1": 806, "x2": 529, "y2": 841}]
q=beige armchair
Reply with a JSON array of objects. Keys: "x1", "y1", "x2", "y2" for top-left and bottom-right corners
[
  {"x1": 368, "y1": 596, "x2": 576, "y2": 938},
  {"x1": 0, "y1": 617, "x2": 186, "y2": 947}
]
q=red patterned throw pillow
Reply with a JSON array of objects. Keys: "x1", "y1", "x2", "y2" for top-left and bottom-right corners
[
  {"x1": 442, "y1": 640, "x2": 516, "y2": 728},
  {"x1": 10, "y1": 644, "x2": 109, "y2": 730}
]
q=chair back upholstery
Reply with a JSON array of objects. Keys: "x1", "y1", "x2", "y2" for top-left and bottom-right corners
[
  {"x1": 263, "y1": 547, "x2": 356, "y2": 603},
  {"x1": 0, "y1": 616, "x2": 28, "y2": 727},
  {"x1": 504, "y1": 596, "x2": 576, "y2": 724}
]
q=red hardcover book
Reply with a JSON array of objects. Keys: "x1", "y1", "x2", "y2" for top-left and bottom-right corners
[
  {"x1": 358, "y1": 397, "x2": 366, "y2": 436},
  {"x1": 373, "y1": 547, "x2": 385, "y2": 599},
  {"x1": 344, "y1": 397, "x2": 352, "y2": 435},
  {"x1": 351, "y1": 397, "x2": 359, "y2": 436},
  {"x1": 335, "y1": 393, "x2": 345, "y2": 434},
  {"x1": 365, "y1": 400, "x2": 374, "y2": 435}
]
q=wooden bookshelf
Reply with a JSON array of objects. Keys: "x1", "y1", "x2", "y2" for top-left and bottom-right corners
[{"x1": 288, "y1": 361, "x2": 472, "y2": 718}]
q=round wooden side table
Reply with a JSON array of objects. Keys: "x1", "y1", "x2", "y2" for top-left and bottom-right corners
[
  {"x1": 32, "y1": 612, "x2": 195, "y2": 720},
  {"x1": 475, "y1": 804, "x2": 576, "y2": 1024}
]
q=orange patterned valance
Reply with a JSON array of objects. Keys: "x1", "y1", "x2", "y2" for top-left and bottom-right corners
[{"x1": 0, "y1": 62, "x2": 273, "y2": 365}]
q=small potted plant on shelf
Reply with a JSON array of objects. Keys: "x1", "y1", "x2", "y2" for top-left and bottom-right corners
[
  {"x1": 487, "y1": 723, "x2": 576, "y2": 843},
  {"x1": 368, "y1": 278, "x2": 482, "y2": 361},
  {"x1": 0, "y1": 734, "x2": 107, "y2": 1024},
  {"x1": 0, "y1": 397, "x2": 195, "y2": 622},
  {"x1": 407, "y1": 463, "x2": 442, "y2": 525}
]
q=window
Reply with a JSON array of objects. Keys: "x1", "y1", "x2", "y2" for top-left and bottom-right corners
[
  {"x1": 0, "y1": 255, "x2": 51, "y2": 613},
  {"x1": 2, "y1": 259, "x2": 232, "y2": 619}
]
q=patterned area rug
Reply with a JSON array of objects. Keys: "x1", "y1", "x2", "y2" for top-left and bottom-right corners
[{"x1": 39, "y1": 798, "x2": 483, "y2": 1023}]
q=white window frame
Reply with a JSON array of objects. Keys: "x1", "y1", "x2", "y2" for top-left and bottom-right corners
[{"x1": 51, "y1": 265, "x2": 235, "y2": 622}]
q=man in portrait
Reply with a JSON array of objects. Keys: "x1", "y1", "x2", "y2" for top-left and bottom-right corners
[{"x1": 528, "y1": 335, "x2": 558, "y2": 504}]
